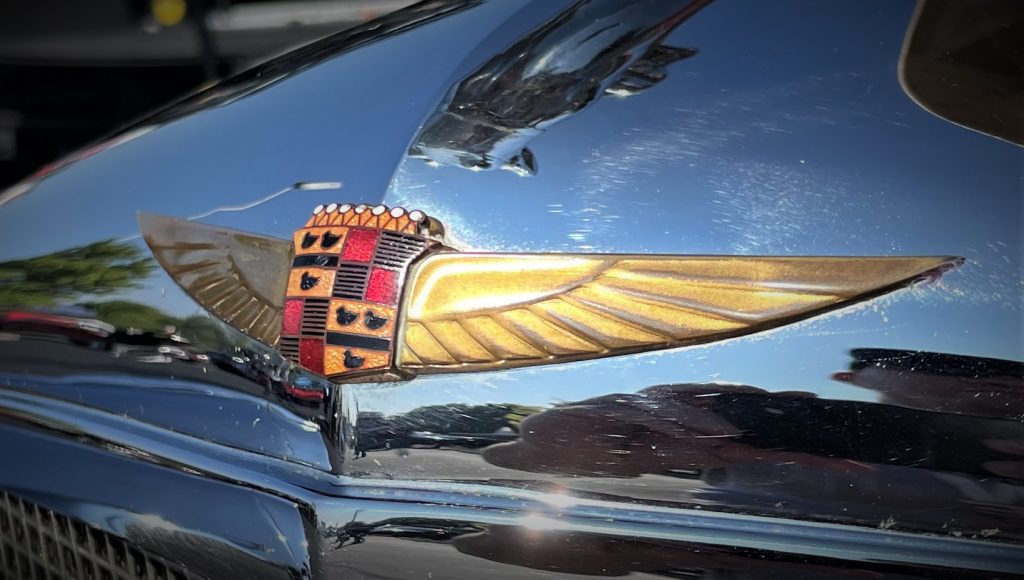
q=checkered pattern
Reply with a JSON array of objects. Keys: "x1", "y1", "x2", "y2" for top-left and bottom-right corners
[{"x1": 280, "y1": 223, "x2": 431, "y2": 377}]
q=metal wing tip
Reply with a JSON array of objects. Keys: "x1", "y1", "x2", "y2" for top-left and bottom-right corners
[
  {"x1": 136, "y1": 211, "x2": 176, "y2": 241},
  {"x1": 915, "y1": 256, "x2": 965, "y2": 285},
  {"x1": 136, "y1": 211, "x2": 160, "y2": 229}
]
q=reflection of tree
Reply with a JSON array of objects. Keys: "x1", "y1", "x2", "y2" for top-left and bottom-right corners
[
  {"x1": 85, "y1": 299, "x2": 233, "y2": 349},
  {"x1": 0, "y1": 240, "x2": 237, "y2": 349},
  {"x1": 86, "y1": 300, "x2": 173, "y2": 330},
  {"x1": 357, "y1": 403, "x2": 543, "y2": 454},
  {"x1": 0, "y1": 240, "x2": 154, "y2": 310},
  {"x1": 175, "y1": 315, "x2": 235, "y2": 349},
  {"x1": 397, "y1": 403, "x2": 542, "y2": 434}
]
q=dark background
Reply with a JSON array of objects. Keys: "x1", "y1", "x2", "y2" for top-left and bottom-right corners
[{"x1": 0, "y1": 0, "x2": 413, "y2": 189}]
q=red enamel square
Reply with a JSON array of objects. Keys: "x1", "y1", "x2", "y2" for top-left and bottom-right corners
[
  {"x1": 282, "y1": 299, "x2": 303, "y2": 335},
  {"x1": 341, "y1": 229, "x2": 379, "y2": 262},
  {"x1": 366, "y1": 268, "x2": 398, "y2": 304},
  {"x1": 299, "y1": 339, "x2": 324, "y2": 373}
]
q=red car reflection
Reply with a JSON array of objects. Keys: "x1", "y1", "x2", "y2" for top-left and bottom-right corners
[{"x1": 0, "y1": 310, "x2": 114, "y2": 348}]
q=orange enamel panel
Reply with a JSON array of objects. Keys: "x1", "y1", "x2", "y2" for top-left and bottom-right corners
[{"x1": 326, "y1": 299, "x2": 396, "y2": 338}]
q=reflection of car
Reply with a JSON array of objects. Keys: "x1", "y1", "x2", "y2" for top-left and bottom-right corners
[
  {"x1": 207, "y1": 350, "x2": 247, "y2": 373},
  {"x1": 208, "y1": 348, "x2": 277, "y2": 384},
  {"x1": 277, "y1": 375, "x2": 326, "y2": 406},
  {"x1": 0, "y1": 2, "x2": 1022, "y2": 580},
  {"x1": 0, "y1": 310, "x2": 114, "y2": 347},
  {"x1": 157, "y1": 344, "x2": 208, "y2": 362},
  {"x1": 109, "y1": 329, "x2": 207, "y2": 362}
]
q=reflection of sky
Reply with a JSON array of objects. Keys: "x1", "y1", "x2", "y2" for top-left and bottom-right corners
[
  {"x1": 375, "y1": 0, "x2": 1022, "y2": 413},
  {"x1": 0, "y1": 0, "x2": 536, "y2": 262},
  {"x1": 0, "y1": 0, "x2": 534, "y2": 315},
  {"x1": 0, "y1": 0, "x2": 1018, "y2": 417}
]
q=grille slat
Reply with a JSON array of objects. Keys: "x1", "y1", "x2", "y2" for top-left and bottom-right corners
[
  {"x1": 337, "y1": 264, "x2": 370, "y2": 273},
  {"x1": 374, "y1": 257, "x2": 409, "y2": 266},
  {"x1": 279, "y1": 337, "x2": 300, "y2": 363},
  {"x1": 301, "y1": 299, "x2": 329, "y2": 336},
  {"x1": 372, "y1": 233, "x2": 427, "y2": 271},
  {"x1": 380, "y1": 231, "x2": 427, "y2": 245},
  {"x1": 333, "y1": 264, "x2": 369, "y2": 299},
  {"x1": 375, "y1": 253, "x2": 414, "y2": 263},
  {"x1": 0, "y1": 491, "x2": 202, "y2": 580},
  {"x1": 377, "y1": 245, "x2": 424, "y2": 255},
  {"x1": 378, "y1": 246, "x2": 425, "y2": 254},
  {"x1": 378, "y1": 241, "x2": 423, "y2": 250}
]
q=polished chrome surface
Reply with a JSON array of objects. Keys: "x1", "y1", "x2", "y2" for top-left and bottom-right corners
[
  {"x1": 3, "y1": 388, "x2": 1022, "y2": 575},
  {"x1": 139, "y1": 212, "x2": 294, "y2": 348},
  {"x1": 900, "y1": 0, "x2": 1024, "y2": 146},
  {"x1": 408, "y1": 0, "x2": 710, "y2": 174},
  {"x1": 372, "y1": 0, "x2": 1023, "y2": 542},
  {"x1": 0, "y1": 0, "x2": 1021, "y2": 576}
]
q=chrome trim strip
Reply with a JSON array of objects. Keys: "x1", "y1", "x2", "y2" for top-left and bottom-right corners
[{"x1": 1, "y1": 387, "x2": 1021, "y2": 574}]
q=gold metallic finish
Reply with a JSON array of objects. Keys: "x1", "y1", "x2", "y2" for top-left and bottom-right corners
[
  {"x1": 324, "y1": 347, "x2": 390, "y2": 376},
  {"x1": 286, "y1": 267, "x2": 336, "y2": 299},
  {"x1": 140, "y1": 208, "x2": 961, "y2": 382},
  {"x1": 403, "y1": 323, "x2": 458, "y2": 365},
  {"x1": 326, "y1": 300, "x2": 395, "y2": 337},
  {"x1": 397, "y1": 253, "x2": 961, "y2": 373},
  {"x1": 293, "y1": 227, "x2": 347, "y2": 255},
  {"x1": 280, "y1": 205, "x2": 439, "y2": 379},
  {"x1": 138, "y1": 213, "x2": 291, "y2": 346}
]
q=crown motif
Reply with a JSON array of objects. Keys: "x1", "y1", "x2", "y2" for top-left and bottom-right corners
[{"x1": 304, "y1": 203, "x2": 445, "y2": 239}]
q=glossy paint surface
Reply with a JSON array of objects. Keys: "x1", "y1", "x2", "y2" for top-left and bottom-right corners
[
  {"x1": 0, "y1": 0, "x2": 1021, "y2": 577},
  {"x1": 2, "y1": 388, "x2": 1022, "y2": 577}
]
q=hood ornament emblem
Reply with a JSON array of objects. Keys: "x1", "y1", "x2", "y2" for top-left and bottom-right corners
[{"x1": 140, "y1": 205, "x2": 960, "y2": 383}]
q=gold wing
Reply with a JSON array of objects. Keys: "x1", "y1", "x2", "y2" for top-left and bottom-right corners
[
  {"x1": 138, "y1": 213, "x2": 293, "y2": 346},
  {"x1": 398, "y1": 254, "x2": 959, "y2": 372}
]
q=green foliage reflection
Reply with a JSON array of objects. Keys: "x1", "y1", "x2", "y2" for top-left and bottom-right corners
[
  {"x1": 0, "y1": 240, "x2": 233, "y2": 349},
  {"x1": 0, "y1": 240, "x2": 154, "y2": 310}
]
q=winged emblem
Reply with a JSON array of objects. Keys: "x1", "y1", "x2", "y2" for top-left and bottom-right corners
[{"x1": 139, "y1": 205, "x2": 961, "y2": 383}]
